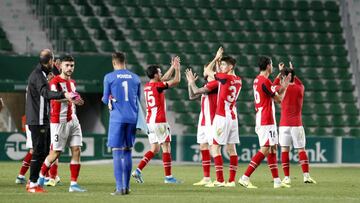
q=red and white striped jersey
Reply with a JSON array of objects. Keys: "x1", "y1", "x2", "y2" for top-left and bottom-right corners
[
  {"x1": 144, "y1": 81, "x2": 168, "y2": 123},
  {"x1": 49, "y1": 76, "x2": 77, "y2": 123},
  {"x1": 210, "y1": 73, "x2": 242, "y2": 120},
  {"x1": 253, "y1": 75, "x2": 280, "y2": 126},
  {"x1": 199, "y1": 80, "x2": 218, "y2": 126},
  {"x1": 273, "y1": 77, "x2": 304, "y2": 126}
]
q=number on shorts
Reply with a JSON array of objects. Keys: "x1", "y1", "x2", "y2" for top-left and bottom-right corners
[
  {"x1": 54, "y1": 134, "x2": 59, "y2": 142},
  {"x1": 269, "y1": 131, "x2": 275, "y2": 138}
]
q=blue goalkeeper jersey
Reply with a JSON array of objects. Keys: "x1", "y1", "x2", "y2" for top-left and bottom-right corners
[{"x1": 102, "y1": 69, "x2": 141, "y2": 124}]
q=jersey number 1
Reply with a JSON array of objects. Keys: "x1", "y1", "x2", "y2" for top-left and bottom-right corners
[{"x1": 122, "y1": 81, "x2": 129, "y2": 101}]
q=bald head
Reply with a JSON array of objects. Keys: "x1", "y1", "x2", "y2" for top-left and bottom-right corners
[{"x1": 39, "y1": 49, "x2": 54, "y2": 65}]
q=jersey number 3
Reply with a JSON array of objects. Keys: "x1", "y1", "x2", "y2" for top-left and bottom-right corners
[{"x1": 227, "y1": 86, "x2": 237, "y2": 102}]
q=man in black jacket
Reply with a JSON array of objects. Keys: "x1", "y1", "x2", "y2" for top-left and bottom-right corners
[{"x1": 26, "y1": 49, "x2": 74, "y2": 193}]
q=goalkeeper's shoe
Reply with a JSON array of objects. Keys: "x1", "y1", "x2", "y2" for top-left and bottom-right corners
[
  {"x1": 164, "y1": 176, "x2": 182, "y2": 184},
  {"x1": 274, "y1": 181, "x2": 291, "y2": 189},
  {"x1": 110, "y1": 188, "x2": 130, "y2": 196},
  {"x1": 225, "y1": 181, "x2": 236, "y2": 187},
  {"x1": 44, "y1": 179, "x2": 56, "y2": 187},
  {"x1": 204, "y1": 181, "x2": 225, "y2": 188},
  {"x1": 238, "y1": 177, "x2": 258, "y2": 189},
  {"x1": 131, "y1": 169, "x2": 144, "y2": 183},
  {"x1": 69, "y1": 184, "x2": 87, "y2": 192},
  {"x1": 15, "y1": 176, "x2": 26, "y2": 184},
  {"x1": 282, "y1": 176, "x2": 291, "y2": 185},
  {"x1": 193, "y1": 178, "x2": 211, "y2": 186},
  {"x1": 304, "y1": 176, "x2": 317, "y2": 184}
]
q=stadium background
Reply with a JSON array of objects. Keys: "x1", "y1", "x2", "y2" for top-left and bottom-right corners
[{"x1": 0, "y1": 0, "x2": 360, "y2": 164}]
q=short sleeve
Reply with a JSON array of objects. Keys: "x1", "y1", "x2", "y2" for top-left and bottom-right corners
[
  {"x1": 156, "y1": 82, "x2": 168, "y2": 93},
  {"x1": 215, "y1": 73, "x2": 227, "y2": 84},
  {"x1": 49, "y1": 79, "x2": 57, "y2": 91},
  {"x1": 205, "y1": 80, "x2": 218, "y2": 91}
]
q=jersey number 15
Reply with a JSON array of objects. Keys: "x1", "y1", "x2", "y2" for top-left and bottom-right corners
[{"x1": 145, "y1": 91, "x2": 155, "y2": 107}]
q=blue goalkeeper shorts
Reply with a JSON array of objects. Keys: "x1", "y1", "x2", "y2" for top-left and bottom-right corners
[{"x1": 107, "y1": 122, "x2": 136, "y2": 148}]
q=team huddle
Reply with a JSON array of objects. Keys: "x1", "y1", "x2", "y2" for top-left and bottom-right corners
[{"x1": 16, "y1": 47, "x2": 316, "y2": 194}]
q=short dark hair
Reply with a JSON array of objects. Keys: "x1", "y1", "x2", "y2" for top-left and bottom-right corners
[
  {"x1": 280, "y1": 67, "x2": 295, "y2": 83},
  {"x1": 221, "y1": 56, "x2": 236, "y2": 67},
  {"x1": 258, "y1": 56, "x2": 272, "y2": 71},
  {"x1": 146, "y1": 65, "x2": 161, "y2": 79},
  {"x1": 60, "y1": 54, "x2": 74, "y2": 62},
  {"x1": 112, "y1": 52, "x2": 125, "y2": 64}
]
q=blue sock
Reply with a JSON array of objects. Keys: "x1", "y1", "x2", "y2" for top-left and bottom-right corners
[
  {"x1": 113, "y1": 149, "x2": 124, "y2": 191},
  {"x1": 123, "y1": 150, "x2": 132, "y2": 189}
]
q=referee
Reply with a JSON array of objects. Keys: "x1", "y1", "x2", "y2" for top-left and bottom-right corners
[{"x1": 26, "y1": 49, "x2": 72, "y2": 193}]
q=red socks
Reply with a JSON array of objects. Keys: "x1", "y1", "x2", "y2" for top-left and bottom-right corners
[
  {"x1": 267, "y1": 153, "x2": 279, "y2": 178},
  {"x1": 70, "y1": 164, "x2": 81, "y2": 182},
  {"x1": 244, "y1": 151, "x2": 265, "y2": 177},
  {"x1": 281, "y1": 151, "x2": 290, "y2": 177},
  {"x1": 138, "y1": 151, "x2": 155, "y2": 171},
  {"x1": 162, "y1": 152, "x2": 172, "y2": 176},
  {"x1": 201, "y1": 150, "x2": 211, "y2": 178},
  {"x1": 19, "y1": 152, "x2": 32, "y2": 176},
  {"x1": 40, "y1": 159, "x2": 51, "y2": 177},
  {"x1": 299, "y1": 151, "x2": 309, "y2": 173},
  {"x1": 228, "y1": 155, "x2": 238, "y2": 182},
  {"x1": 49, "y1": 162, "x2": 58, "y2": 179},
  {"x1": 214, "y1": 155, "x2": 224, "y2": 182}
]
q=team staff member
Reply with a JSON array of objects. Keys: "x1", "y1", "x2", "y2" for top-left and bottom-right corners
[{"x1": 26, "y1": 49, "x2": 73, "y2": 193}]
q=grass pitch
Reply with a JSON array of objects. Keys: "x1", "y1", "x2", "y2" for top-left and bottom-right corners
[{"x1": 0, "y1": 162, "x2": 359, "y2": 203}]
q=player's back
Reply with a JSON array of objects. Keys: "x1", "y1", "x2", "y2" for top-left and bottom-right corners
[
  {"x1": 105, "y1": 69, "x2": 141, "y2": 124},
  {"x1": 144, "y1": 81, "x2": 168, "y2": 123},
  {"x1": 280, "y1": 77, "x2": 304, "y2": 126},
  {"x1": 253, "y1": 75, "x2": 276, "y2": 126},
  {"x1": 199, "y1": 80, "x2": 218, "y2": 126},
  {"x1": 215, "y1": 73, "x2": 242, "y2": 120}
]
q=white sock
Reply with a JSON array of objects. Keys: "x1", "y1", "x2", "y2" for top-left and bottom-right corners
[
  {"x1": 70, "y1": 181, "x2": 77, "y2": 186},
  {"x1": 241, "y1": 175, "x2": 249, "y2": 181},
  {"x1": 285, "y1": 176, "x2": 290, "y2": 179},
  {"x1": 274, "y1": 178, "x2": 281, "y2": 184},
  {"x1": 303, "y1": 172, "x2": 310, "y2": 178},
  {"x1": 165, "y1": 175, "x2": 173, "y2": 178},
  {"x1": 18, "y1": 175, "x2": 25, "y2": 178},
  {"x1": 203, "y1": 177, "x2": 211, "y2": 181}
]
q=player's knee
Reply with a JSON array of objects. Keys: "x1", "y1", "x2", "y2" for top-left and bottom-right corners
[
  {"x1": 71, "y1": 146, "x2": 81, "y2": 156},
  {"x1": 199, "y1": 143, "x2": 209, "y2": 150},
  {"x1": 297, "y1": 148, "x2": 306, "y2": 152}
]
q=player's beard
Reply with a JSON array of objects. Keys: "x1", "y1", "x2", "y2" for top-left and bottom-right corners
[{"x1": 65, "y1": 71, "x2": 73, "y2": 77}]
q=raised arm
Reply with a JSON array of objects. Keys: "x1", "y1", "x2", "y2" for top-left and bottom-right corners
[
  {"x1": 204, "y1": 47, "x2": 223, "y2": 80},
  {"x1": 161, "y1": 56, "x2": 178, "y2": 81},
  {"x1": 185, "y1": 69, "x2": 201, "y2": 100},
  {"x1": 185, "y1": 68, "x2": 210, "y2": 95},
  {"x1": 165, "y1": 56, "x2": 181, "y2": 88}
]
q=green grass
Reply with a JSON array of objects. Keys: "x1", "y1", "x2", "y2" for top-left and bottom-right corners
[{"x1": 0, "y1": 162, "x2": 360, "y2": 203}]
